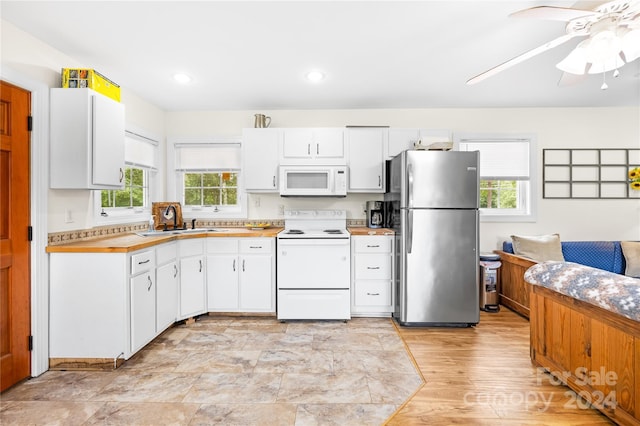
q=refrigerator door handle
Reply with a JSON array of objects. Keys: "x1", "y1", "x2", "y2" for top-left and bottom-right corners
[
  {"x1": 407, "y1": 163, "x2": 413, "y2": 208},
  {"x1": 407, "y1": 209, "x2": 413, "y2": 254}
]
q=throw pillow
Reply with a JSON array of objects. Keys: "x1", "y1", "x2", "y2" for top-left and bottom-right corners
[
  {"x1": 511, "y1": 234, "x2": 565, "y2": 262},
  {"x1": 621, "y1": 241, "x2": 640, "y2": 278}
]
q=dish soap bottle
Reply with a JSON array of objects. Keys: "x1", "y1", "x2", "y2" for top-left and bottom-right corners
[{"x1": 149, "y1": 215, "x2": 155, "y2": 231}]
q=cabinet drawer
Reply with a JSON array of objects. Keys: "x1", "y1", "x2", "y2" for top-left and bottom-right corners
[
  {"x1": 156, "y1": 242, "x2": 177, "y2": 265},
  {"x1": 179, "y1": 239, "x2": 204, "y2": 257},
  {"x1": 239, "y1": 239, "x2": 272, "y2": 254},
  {"x1": 354, "y1": 237, "x2": 391, "y2": 253},
  {"x1": 354, "y1": 281, "x2": 391, "y2": 306},
  {"x1": 207, "y1": 238, "x2": 238, "y2": 254},
  {"x1": 131, "y1": 250, "x2": 155, "y2": 275},
  {"x1": 355, "y1": 254, "x2": 391, "y2": 280}
]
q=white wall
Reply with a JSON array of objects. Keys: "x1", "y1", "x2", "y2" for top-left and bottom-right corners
[
  {"x1": 166, "y1": 108, "x2": 640, "y2": 251},
  {"x1": 1, "y1": 20, "x2": 167, "y2": 232},
  {"x1": 4, "y1": 19, "x2": 639, "y2": 252}
]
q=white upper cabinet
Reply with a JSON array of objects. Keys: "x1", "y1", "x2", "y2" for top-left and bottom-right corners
[
  {"x1": 347, "y1": 127, "x2": 387, "y2": 193},
  {"x1": 281, "y1": 128, "x2": 345, "y2": 164},
  {"x1": 50, "y1": 88, "x2": 125, "y2": 189},
  {"x1": 243, "y1": 128, "x2": 281, "y2": 192},
  {"x1": 387, "y1": 128, "x2": 452, "y2": 159},
  {"x1": 387, "y1": 128, "x2": 420, "y2": 159}
]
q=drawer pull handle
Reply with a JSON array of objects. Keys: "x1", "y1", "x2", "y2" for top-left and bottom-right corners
[
  {"x1": 173, "y1": 264, "x2": 178, "y2": 278},
  {"x1": 233, "y1": 259, "x2": 236, "y2": 272},
  {"x1": 199, "y1": 260, "x2": 202, "y2": 273},
  {"x1": 242, "y1": 260, "x2": 246, "y2": 272},
  {"x1": 147, "y1": 275, "x2": 153, "y2": 291},
  {"x1": 367, "y1": 292, "x2": 380, "y2": 296},
  {"x1": 138, "y1": 259, "x2": 150, "y2": 265},
  {"x1": 249, "y1": 246, "x2": 262, "y2": 249},
  {"x1": 367, "y1": 245, "x2": 380, "y2": 248},
  {"x1": 367, "y1": 266, "x2": 380, "y2": 270}
]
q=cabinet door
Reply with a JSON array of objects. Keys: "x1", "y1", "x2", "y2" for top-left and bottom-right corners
[
  {"x1": 180, "y1": 255, "x2": 206, "y2": 318},
  {"x1": 347, "y1": 128, "x2": 386, "y2": 192},
  {"x1": 387, "y1": 128, "x2": 419, "y2": 159},
  {"x1": 243, "y1": 128, "x2": 281, "y2": 191},
  {"x1": 314, "y1": 128, "x2": 344, "y2": 159},
  {"x1": 282, "y1": 129, "x2": 314, "y2": 159},
  {"x1": 91, "y1": 93, "x2": 125, "y2": 187},
  {"x1": 156, "y1": 261, "x2": 179, "y2": 332},
  {"x1": 239, "y1": 255, "x2": 273, "y2": 311},
  {"x1": 131, "y1": 272, "x2": 156, "y2": 353},
  {"x1": 207, "y1": 254, "x2": 239, "y2": 310}
]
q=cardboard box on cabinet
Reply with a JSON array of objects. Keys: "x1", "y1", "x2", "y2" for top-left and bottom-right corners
[{"x1": 61, "y1": 68, "x2": 121, "y2": 102}]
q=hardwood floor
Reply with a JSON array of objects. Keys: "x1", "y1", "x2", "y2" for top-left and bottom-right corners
[{"x1": 387, "y1": 308, "x2": 613, "y2": 425}]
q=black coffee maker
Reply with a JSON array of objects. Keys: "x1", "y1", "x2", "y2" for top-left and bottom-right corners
[{"x1": 365, "y1": 201, "x2": 384, "y2": 228}]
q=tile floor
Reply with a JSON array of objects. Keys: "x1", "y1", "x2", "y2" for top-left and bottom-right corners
[{"x1": 0, "y1": 317, "x2": 424, "y2": 425}]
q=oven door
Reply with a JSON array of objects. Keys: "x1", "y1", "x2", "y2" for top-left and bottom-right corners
[{"x1": 277, "y1": 238, "x2": 350, "y2": 289}]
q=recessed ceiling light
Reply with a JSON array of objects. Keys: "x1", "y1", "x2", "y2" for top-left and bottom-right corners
[
  {"x1": 173, "y1": 73, "x2": 192, "y2": 84},
  {"x1": 306, "y1": 70, "x2": 325, "y2": 82}
]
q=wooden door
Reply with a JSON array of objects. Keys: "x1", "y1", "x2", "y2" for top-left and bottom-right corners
[{"x1": 0, "y1": 81, "x2": 31, "y2": 391}]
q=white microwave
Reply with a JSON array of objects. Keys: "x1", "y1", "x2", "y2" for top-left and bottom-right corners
[{"x1": 279, "y1": 165, "x2": 348, "y2": 197}]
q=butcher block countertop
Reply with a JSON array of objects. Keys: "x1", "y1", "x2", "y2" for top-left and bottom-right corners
[
  {"x1": 348, "y1": 227, "x2": 394, "y2": 236},
  {"x1": 46, "y1": 227, "x2": 284, "y2": 254}
]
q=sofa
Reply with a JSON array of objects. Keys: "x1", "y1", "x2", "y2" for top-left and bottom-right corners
[
  {"x1": 525, "y1": 261, "x2": 640, "y2": 426},
  {"x1": 495, "y1": 240, "x2": 627, "y2": 318}
]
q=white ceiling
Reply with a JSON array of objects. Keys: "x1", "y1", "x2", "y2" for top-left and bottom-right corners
[{"x1": 2, "y1": 0, "x2": 639, "y2": 111}]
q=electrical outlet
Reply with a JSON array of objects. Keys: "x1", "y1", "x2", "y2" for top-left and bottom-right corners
[
  {"x1": 278, "y1": 204, "x2": 285, "y2": 215},
  {"x1": 254, "y1": 196, "x2": 261, "y2": 207},
  {"x1": 64, "y1": 209, "x2": 74, "y2": 223}
]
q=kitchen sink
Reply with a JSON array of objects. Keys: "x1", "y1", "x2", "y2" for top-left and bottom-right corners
[{"x1": 136, "y1": 228, "x2": 228, "y2": 237}]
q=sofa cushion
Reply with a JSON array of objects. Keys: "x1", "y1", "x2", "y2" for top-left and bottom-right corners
[
  {"x1": 525, "y1": 262, "x2": 640, "y2": 322},
  {"x1": 511, "y1": 234, "x2": 565, "y2": 262},
  {"x1": 621, "y1": 241, "x2": 640, "y2": 278},
  {"x1": 502, "y1": 240, "x2": 626, "y2": 274}
]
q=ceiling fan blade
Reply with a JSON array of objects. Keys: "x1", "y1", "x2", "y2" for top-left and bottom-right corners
[
  {"x1": 466, "y1": 33, "x2": 579, "y2": 85},
  {"x1": 510, "y1": 6, "x2": 600, "y2": 21},
  {"x1": 557, "y1": 71, "x2": 588, "y2": 87}
]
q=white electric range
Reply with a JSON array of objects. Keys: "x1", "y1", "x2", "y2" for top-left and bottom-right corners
[{"x1": 276, "y1": 210, "x2": 351, "y2": 321}]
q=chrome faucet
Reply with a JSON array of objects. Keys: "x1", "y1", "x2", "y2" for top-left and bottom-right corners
[{"x1": 164, "y1": 205, "x2": 178, "y2": 230}]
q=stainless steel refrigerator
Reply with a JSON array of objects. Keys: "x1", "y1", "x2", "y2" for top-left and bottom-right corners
[{"x1": 385, "y1": 150, "x2": 480, "y2": 327}]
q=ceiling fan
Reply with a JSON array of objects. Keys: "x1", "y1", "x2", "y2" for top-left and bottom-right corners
[{"x1": 466, "y1": 0, "x2": 640, "y2": 86}]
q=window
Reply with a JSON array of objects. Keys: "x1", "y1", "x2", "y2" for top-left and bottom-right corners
[
  {"x1": 456, "y1": 134, "x2": 536, "y2": 222},
  {"x1": 168, "y1": 137, "x2": 246, "y2": 218},
  {"x1": 101, "y1": 167, "x2": 148, "y2": 208},
  {"x1": 95, "y1": 129, "x2": 159, "y2": 225},
  {"x1": 184, "y1": 172, "x2": 238, "y2": 206}
]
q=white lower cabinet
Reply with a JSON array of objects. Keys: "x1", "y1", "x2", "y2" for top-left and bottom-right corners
[
  {"x1": 351, "y1": 235, "x2": 395, "y2": 317},
  {"x1": 179, "y1": 239, "x2": 206, "y2": 319},
  {"x1": 207, "y1": 238, "x2": 275, "y2": 312},
  {"x1": 130, "y1": 265, "x2": 156, "y2": 354},
  {"x1": 156, "y1": 242, "x2": 179, "y2": 332}
]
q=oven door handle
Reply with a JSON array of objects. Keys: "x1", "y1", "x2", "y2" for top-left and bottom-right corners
[{"x1": 277, "y1": 239, "x2": 350, "y2": 246}]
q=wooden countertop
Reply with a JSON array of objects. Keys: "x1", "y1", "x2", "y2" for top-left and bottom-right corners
[
  {"x1": 348, "y1": 227, "x2": 394, "y2": 236},
  {"x1": 46, "y1": 227, "x2": 284, "y2": 253}
]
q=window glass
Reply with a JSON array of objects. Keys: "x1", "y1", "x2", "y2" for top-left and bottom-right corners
[{"x1": 456, "y1": 134, "x2": 536, "y2": 222}]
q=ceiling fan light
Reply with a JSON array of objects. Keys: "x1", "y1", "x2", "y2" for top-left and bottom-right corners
[
  {"x1": 586, "y1": 30, "x2": 623, "y2": 63},
  {"x1": 622, "y1": 29, "x2": 640, "y2": 62},
  {"x1": 557, "y1": 46, "x2": 589, "y2": 75},
  {"x1": 587, "y1": 54, "x2": 626, "y2": 74}
]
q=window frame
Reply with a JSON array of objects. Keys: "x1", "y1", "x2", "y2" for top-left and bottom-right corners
[
  {"x1": 167, "y1": 136, "x2": 247, "y2": 219},
  {"x1": 94, "y1": 128, "x2": 159, "y2": 226},
  {"x1": 454, "y1": 133, "x2": 537, "y2": 222}
]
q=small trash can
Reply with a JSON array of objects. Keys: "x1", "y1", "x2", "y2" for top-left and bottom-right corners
[{"x1": 479, "y1": 253, "x2": 501, "y2": 312}]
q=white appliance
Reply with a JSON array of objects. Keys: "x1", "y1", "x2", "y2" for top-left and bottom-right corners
[
  {"x1": 277, "y1": 209, "x2": 351, "y2": 320},
  {"x1": 279, "y1": 165, "x2": 348, "y2": 197}
]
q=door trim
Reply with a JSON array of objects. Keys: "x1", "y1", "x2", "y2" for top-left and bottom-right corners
[{"x1": 1, "y1": 67, "x2": 49, "y2": 377}]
